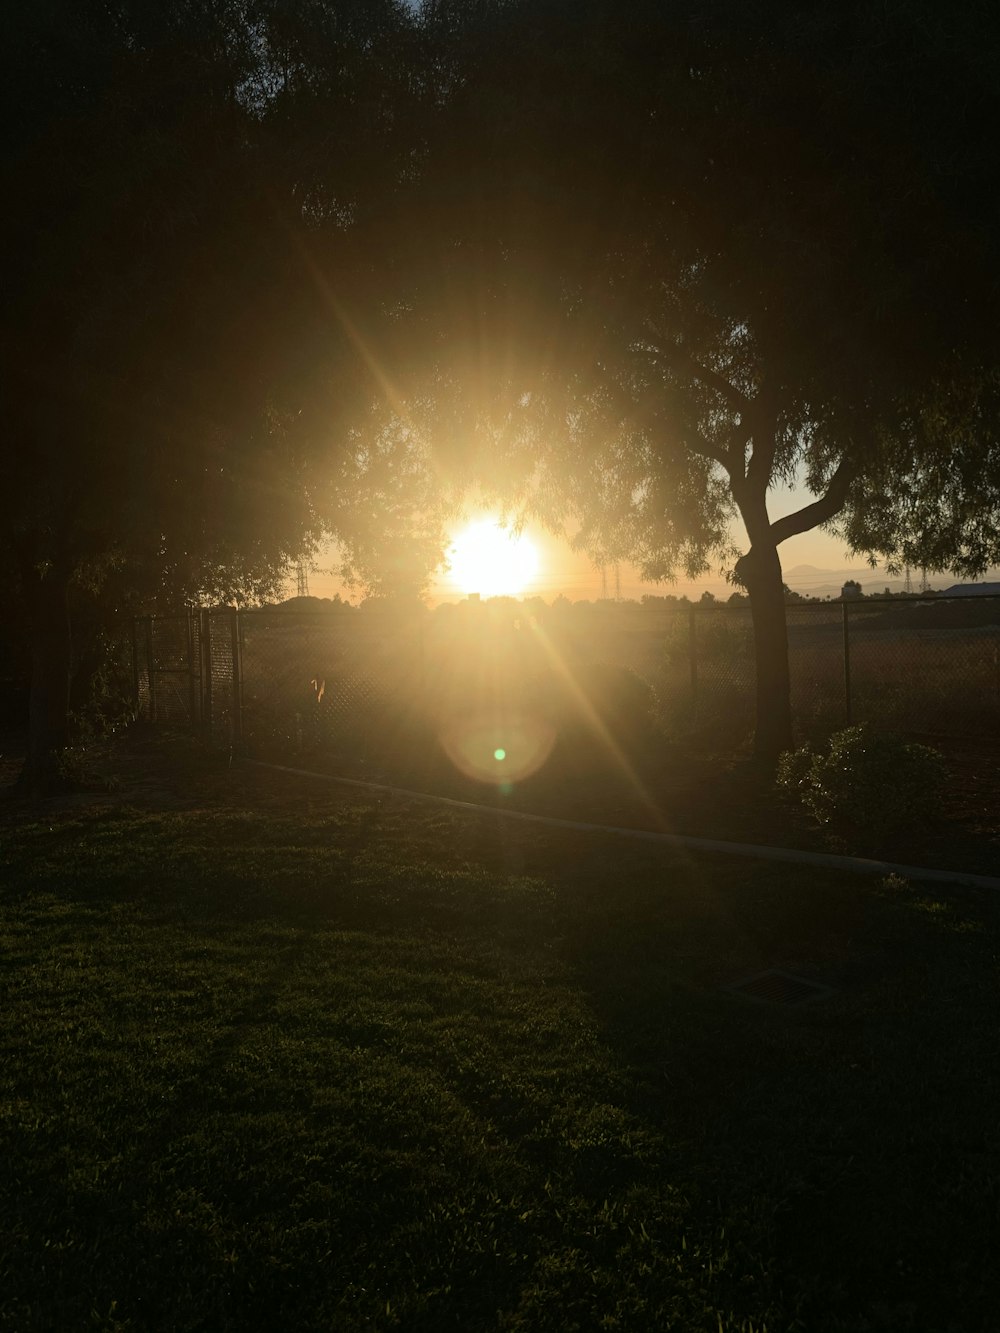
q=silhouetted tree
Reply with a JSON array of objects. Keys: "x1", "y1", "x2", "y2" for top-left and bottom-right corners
[
  {"x1": 405, "y1": 0, "x2": 1000, "y2": 757},
  {"x1": 1, "y1": 0, "x2": 438, "y2": 786}
]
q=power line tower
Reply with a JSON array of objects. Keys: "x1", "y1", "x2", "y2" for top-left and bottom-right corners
[
  {"x1": 903, "y1": 566, "x2": 912, "y2": 595},
  {"x1": 920, "y1": 567, "x2": 930, "y2": 594},
  {"x1": 296, "y1": 561, "x2": 310, "y2": 598}
]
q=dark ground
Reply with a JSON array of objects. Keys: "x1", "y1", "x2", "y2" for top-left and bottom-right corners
[
  {"x1": 2, "y1": 726, "x2": 997, "y2": 879},
  {"x1": 2, "y1": 722, "x2": 999, "y2": 1332}
]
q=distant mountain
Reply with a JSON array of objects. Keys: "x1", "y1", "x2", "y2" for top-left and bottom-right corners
[
  {"x1": 782, "y1": 564, "x2": 907, "y2": 599},
  {"x1": 782, "y1": 564, "x2": 1000, "y2": 600}
]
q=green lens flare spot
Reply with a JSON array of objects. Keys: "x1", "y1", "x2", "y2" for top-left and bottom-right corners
[{"x1": 493, "y1": 748, "x2": 506, "y2": 761}]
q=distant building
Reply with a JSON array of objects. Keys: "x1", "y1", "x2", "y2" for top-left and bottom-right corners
[{"x1": 941, "y1": 583, "x2": 1000, "y2": 597}]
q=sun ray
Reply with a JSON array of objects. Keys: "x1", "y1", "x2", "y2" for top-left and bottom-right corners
[{"x1": 524, "y1": 616, "x2": 672, "y2": 833}]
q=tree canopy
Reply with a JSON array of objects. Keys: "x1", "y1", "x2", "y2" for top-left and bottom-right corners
[
  {"x1": 395, "y1": 0, "x2": 1000, "y2": 752},
  {"x1": 1, "y1": 0, "x2": 444, "y2": 781},
  {"x1": 6, "y1": 0, "x2": 1000, "y2": 772}
]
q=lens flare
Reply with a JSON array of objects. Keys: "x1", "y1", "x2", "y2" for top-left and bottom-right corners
[{"x1": 440, "y1": 713, "x2": 555, "y2": 785}]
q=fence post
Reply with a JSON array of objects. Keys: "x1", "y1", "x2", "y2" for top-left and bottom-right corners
[
  {"x1": 200, "y1": 608, "x2": 213, "y2": 744},
  {"x1": 129, "y1": 618, "x2": 140, "y2": 720},
  {"x1": 144, "y1": 617, "x2": 156, "y2": 723},
  {"x1": 230, "y1": 608, "x2": 243, "y2": 751},
  {"x1": 688, "y1": 605, "x2": 698, "y2": 706},
  {"x1": 842, "y1": 601, "x2": 852, "y2": 725}
]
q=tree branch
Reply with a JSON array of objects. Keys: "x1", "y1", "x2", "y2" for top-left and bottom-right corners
[
  {"x1": 599, "y1": 372, "x2": 736, "y2": 473},
  {"x1": 678, "y1": 426, "x2": 734, "y2": 472},
  {"x1": 769, "y1": 457, "x2": 855, "y2": 546},
  {"x1": 643, "y1": 336, "x2": 786, "y2": 483},
  {"x1": 646, "y1": 340, "x2": 753, "y2": 416},
  {"x1": 744, "y1": 377, "x2": 781, "y2": 492}
]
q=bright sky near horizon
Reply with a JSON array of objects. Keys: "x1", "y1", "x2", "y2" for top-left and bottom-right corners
[
  {"x1": 301, "y1": 448, "x2": 1000, "y2": 603},
  {"x1": 303, "y1": 500, "x2": 880, "y2": 606},
  {"x1": 302, "y1": 474, "x2": 876, "y2": 604}
]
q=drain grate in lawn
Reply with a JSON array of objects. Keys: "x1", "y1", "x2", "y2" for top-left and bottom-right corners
[{"x1": 726, "y1": 968, "x2": 834, "y2": 1005}]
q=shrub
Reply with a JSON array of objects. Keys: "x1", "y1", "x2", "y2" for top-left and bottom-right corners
[
  {"x1": 775, "y1": 742, "x2": 815, "y2": 793},
  {"x1": 777, "y1": 724, "x2": 948, "y2": 842},
  {"x1": 696, "y1": 615, "x2": 753, "y2": 665},
  {"x1": 530, "y1": 660, "x2": 659, "y2": 757}
]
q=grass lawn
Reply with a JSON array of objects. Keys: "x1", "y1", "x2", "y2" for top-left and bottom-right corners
[{"x1": 1, "y1": 759, "x2": 998, "y2": 1331}]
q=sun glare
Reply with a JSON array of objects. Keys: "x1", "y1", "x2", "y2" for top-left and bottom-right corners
[{"x1": 447, "y1": 519, "x2": 539, "y2": 598}]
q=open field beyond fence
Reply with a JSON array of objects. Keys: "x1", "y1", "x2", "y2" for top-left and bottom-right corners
[{"x1": 133, "y1": 598, "x2": 1000, "y2": 773}]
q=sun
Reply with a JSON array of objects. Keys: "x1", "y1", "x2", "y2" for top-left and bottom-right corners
[{"x1": 447, "y1": 518, "x2": 540, "y2": 597}]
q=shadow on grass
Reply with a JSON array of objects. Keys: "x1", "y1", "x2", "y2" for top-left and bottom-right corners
[
  {"x1": 560, "y1": 859, "x2": 1000, "y2": 1332},
  {"x1": 2, "y1": 796, "x2": 999, "y2": 1331}
]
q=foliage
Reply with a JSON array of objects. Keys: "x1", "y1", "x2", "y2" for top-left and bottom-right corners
[
  {"x1": 775, "y1": 742, "x2": 815, "y2": 794},
  {"x1": 696, "y1": 614, "x2": 753, "y2": 666},
  {"x1": 405, "y1": 0, "x2": 1000, "y2": 754},
  {"x1": 539, "y1": 660, "x2": 659, "y2": 756},
  {"x1": 777, "y1": 725, "x2": 948, "y2": 841},
  {"x1": 2, "y1": 0, "x2": 446, "y2": 778},
  {"x1": 416, "y1": 0, "x2": 1000, "y2": 547}
]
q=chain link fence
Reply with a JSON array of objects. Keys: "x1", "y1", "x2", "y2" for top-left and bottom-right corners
[
  {"x1": 845, "y1": 598, "x2": 1000, "y2": 735},
  {"x1": 131, "y1": 595, "x2": 1000, "y2": 760},
  {"x1": 238, "y1": 608, "x2": 418, "y2": 758}
]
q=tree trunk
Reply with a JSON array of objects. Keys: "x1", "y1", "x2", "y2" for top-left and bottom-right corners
[
  {"x1": 18, "y1": 565, "x2": 73, "y2": 794},
  {"x1": 736, "y1": 542, "x2": 794, "y2": 762}
]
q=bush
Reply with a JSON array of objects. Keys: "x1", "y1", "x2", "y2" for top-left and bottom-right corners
[
  {"x1": 527, "y1": 660, "x2": 659, "y2": 761},
  {"x1": 777, "y1": 724, "x2": 948, "y2": 842},
  {"x1": 775, "y1": 742, "x2": 815, "y2": 793}
]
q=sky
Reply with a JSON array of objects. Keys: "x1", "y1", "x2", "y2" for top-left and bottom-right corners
[
  {"x1": 297, "y1": 471, "x2": 970, "y2": 604},
  {"x1": 300, "y1": 485, "x2": 957, "y2": 606}
]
